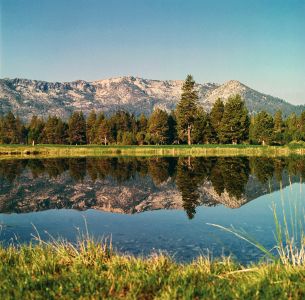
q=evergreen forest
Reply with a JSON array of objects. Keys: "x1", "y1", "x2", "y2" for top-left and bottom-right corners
[{"x1": 1, "y1": 75, "x2": 305, "y2": 146}]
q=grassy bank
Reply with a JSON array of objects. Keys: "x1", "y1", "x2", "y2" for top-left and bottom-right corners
[
  {"x1": 1, "y1": 144, "x2": 305, "y2": 159},
  {"x1": 0, "y1": 240, "x2": 305, "y2": 299}
]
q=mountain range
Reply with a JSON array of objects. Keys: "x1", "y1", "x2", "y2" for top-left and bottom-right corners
[{"x1": 0, "y1": 76, "x2": 304, "y2": 121}]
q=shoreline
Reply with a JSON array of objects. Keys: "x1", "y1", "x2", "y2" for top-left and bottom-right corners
[
  {"x1": 1, "y1": 241, "x2": 304, "y2": 298},
  {"x1": 1, "y1": 144, "x2": 305, "y2": 159}
]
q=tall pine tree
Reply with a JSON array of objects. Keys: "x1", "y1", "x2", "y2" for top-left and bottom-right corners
[
  {"x1": 192, "y1": 107, "x2": 208, "y2": 144},
  {"x1": 147, "y1": 108, "x2": 170, "y2": 145},
  {"x1": 68, "y1": 111, "x2": 86, "y2": 145},
  {"x1": 98, "y1": 117, "x2": 111, "y2": 145},
  {"x1": 176, "y1": 75, "x2": 199, "y2": 145},
  {"x1": 210, "y1": 98, "x2": 224, "y2": 142},
  {"x1": 28, "y1": 115, "x2": 45, "y2": 145},
  {"x1": 219, "y1": 95, "x2": 249, "y2": 144},
  {"x1": 54, "y1": 119, "x2": 68, "y2": 144},
  {"x1": 273, "y1": 110, "x2": 284, "y2": 145},
  {"x1": 299, "y1": 111, "x2": 305, "y2": 140},
  {"x1": 285, "y1": 112, "x2": 298, "y2": 142},
  {"x1": 43, "y1": 116, "x2": 60, "y2": 144},
  {"x1": 0, "y1": 112, "x2": 23, "y2": 144},
  {"x1": 86, "y1": 110, "x2": 97, "y2": 144},
  {"x1": 251, "y1": 111, "x2": 274, "y2": 145}
]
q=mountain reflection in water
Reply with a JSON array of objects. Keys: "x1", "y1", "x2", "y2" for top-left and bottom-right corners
[{"x1": 0, "y1": 156, "x2": 304, "y2": 219}]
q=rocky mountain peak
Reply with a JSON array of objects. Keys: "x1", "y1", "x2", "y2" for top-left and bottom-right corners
[{"x1": 0, "y1": 76, "x2": 303, "y2": 121}]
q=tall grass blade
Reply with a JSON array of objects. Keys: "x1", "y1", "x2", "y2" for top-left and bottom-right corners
[{"x1": 207, "y1": 223, "x2": 277, "y2": 261}]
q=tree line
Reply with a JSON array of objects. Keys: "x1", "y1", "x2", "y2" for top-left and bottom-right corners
[{"x1": 1, "y1": 75, "x2": 305, "y2": 146}]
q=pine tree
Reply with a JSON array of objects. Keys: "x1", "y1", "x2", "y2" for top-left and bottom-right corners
[
  {"x1": 98, "y1": 117, "x2": 111, "y2": 145},
  {"x1": 204, "y1": 114, "x2": 218, "y2": 144},
  {"x1": 4, "y1": 111, "x2": 18, "y2": 143},
  {"x1": 68, "y1": 111, "x2": 86, "y2": 145},
  {"x1": 121, "y1": 131, "x2": 136, "y2": 145},
  {"x1": 135, "y1": 113, "x2": 148, "y2": 145},
  {"x1": 147, "y1": 108, "x2": 169, "y2": 145},
  {"x1": 111, "y1": 112, "x2": 137, "y2": 142},
  {"x1": 130, "y1": 113, "x2": 138, "y2": 136},
  {"x1": 43, "y1": 116, "x2": 59, "y2": 144},
  {"x1": 116, "y1": 130, "x2": 124, "y2": 144},
  {"x1": 273, "y1": 110, "x2": 284, "y2": 145},
  {"x1": 274, "y1": 110, "x2": 283, "y2": 133},
  {"x1": 54, "y1": 119, "x2": 68, "y2": 144},
  {"x1": 176, "y1": 75, "x2": 199, "y2": 145},
  {"x1": 251, "y1": 111, "x2": 274, "y2": 145},
  {"x1": 138, "y1": 113, "x2": 148, "y2": 132},
  {"x1": 93, "y1": 113, "x2": 105, "y2": 144},
  {"x1": 86, "y1": 110, "x2": 97, "y2": 144},
  {"x1": 219, "y1": 95, "x2": 249, "y2": 144},
  {"x1": 28, "y1": 115, "x2": 45, "y2": 145},
  {"x1": 110, "y1": 111, "x2": 132, "y2": 142},
  {"x1": 210, "y1": 98, "x2": 224, "y2": 142},
  {"x1": 168, "y1": 111, "x2": 178, "y2": 144},
  {"x1": 136, "y1": 131, "x2": 146, "y2": 145},
  {"x1": 285, "y1": 112, "x2": 298, "y2": 142},
  {"x1": 299, "y1": 111, "x2": 305, "y2": 140},
  {"x1": 1, "y1": 112, "x2": 23, "y2": 144},
  {"x1": 15, "y1": 116, "x2": 25, "y2": 143},
  {"x1": 192, "y1": 107, "x2": 208, "y2": 144}
]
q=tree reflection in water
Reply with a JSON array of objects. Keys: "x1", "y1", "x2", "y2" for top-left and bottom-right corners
[{"x1": 1, "y1": 156, "x2": 305, "y2": 218}]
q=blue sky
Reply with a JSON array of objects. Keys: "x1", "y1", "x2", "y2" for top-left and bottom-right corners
[{"x1": 1, "y1": 0, "x2": 305, "y2": 104}]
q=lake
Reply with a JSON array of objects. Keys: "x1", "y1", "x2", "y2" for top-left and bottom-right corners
[{"x1": 0, "y1": 156, "x2": 304, "y2": 263}]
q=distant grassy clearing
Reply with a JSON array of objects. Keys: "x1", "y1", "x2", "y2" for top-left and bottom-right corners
[{"x1": 1, "y1": 144, "x2": 305, "y2": 159}]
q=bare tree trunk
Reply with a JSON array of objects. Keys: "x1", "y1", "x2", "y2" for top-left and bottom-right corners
[
  {"x1": 187, "y1": 124, "x2": 191, "y2": 145},
  {"x1": 104, "y1": 136, "x2": 107, "y2": 146}
]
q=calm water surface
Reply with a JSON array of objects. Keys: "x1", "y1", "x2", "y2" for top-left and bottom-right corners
[{"x1": 0, "y1": 156, "x2": 304, "y2": 263}]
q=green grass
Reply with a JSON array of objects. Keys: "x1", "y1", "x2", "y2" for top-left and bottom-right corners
[
  {"x1": 1, "y1": 239, "x2": 305, "y2": 299},
  {"x1": 1, "y1": 143, "x2": 305, "y2": 159}
]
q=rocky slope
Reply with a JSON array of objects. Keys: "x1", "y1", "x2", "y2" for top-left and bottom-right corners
[{"x1": 0, "y1": 76, "x2": 303, "y2": 121}]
